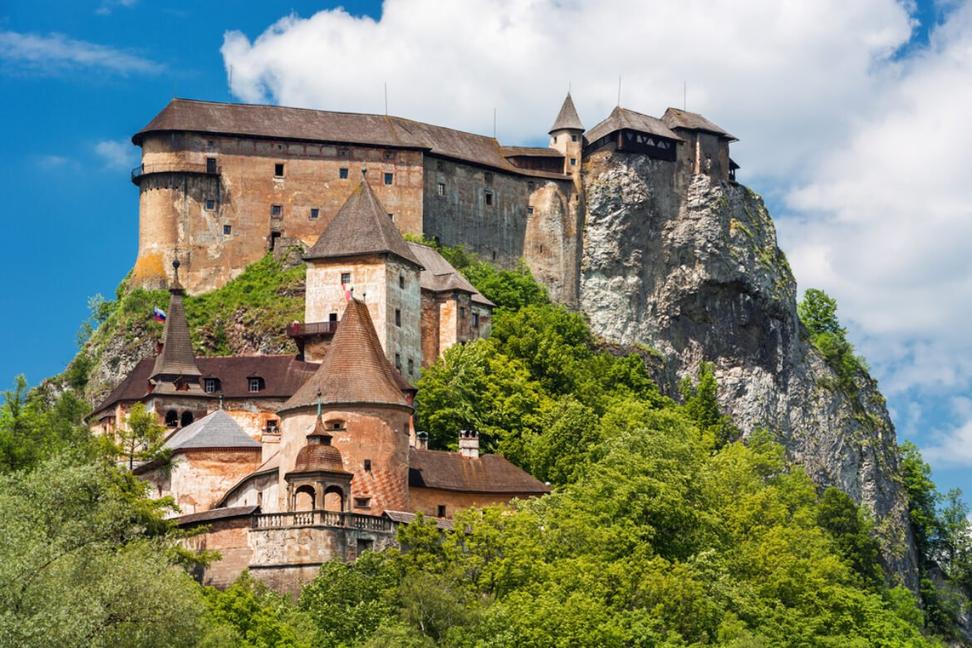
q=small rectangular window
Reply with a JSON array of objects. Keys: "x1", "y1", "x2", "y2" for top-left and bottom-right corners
[
  {"x1": 485, "y1": 191, "x2": 493, "y2": 206},
  {"x1": 395, "y1": 309, "x2": 401, "y2": 327},
  {"x1": 205, "y1": 198, "x2": 216, "y2": 211},
  {"x1": 341, "y1": 272, "x2": 351, "y2": 285},
  {"x1": 473, "y1": 312, "x2": 480, "y2": 328},
  {"x1": 354, "y1": 497, "x2": 372, "y2": 508},
  {"x1": 437, "y1": 505, "x2": 447, "y2": 518},
  {"x1": 437, "y1": 182, "x2": 445, "y2": 196},
  {"x1": 329, "y1": 312, "x2": 338, "y2": 323},
  {"x1": 395, "y1": 353, "x2": 401, "y2": 370},
  {"x1": 527, "y1": 206, "x2": 534, "y2": 215},
  {"x1": 339, "y1": 167, "x2": 349, "y2": 179},
  {"x1": 364, "y1": 459, "x2": 372, "y2": 471},
  {"x1": 310, "y1": 207, "x2": 319, "y2": 220},
  {"x1": 384, "y1": 172, "x2": 394, "y2": 185},
  {"x1": 223, "y1": 224, "x2": 232, "y2": 235},
  {"x1": 571, "y1": 134, "x2": 578, "y2": 142},
  {"x1": 459, "y1": 306, "x2": 466, "y2": 320},
  {"x1": 388, "y1": 213, "x2": 394, "y2": 221},
  {"x1": 271, "y1": 204, "x2": 282, "y2": 217},
  {"x1": 206, "y1": 157, "x2": 217, "y2": 173},
  {"x1": 407, "y1": 358, "x2": 414, "y2": 375},
  {"x1": 570, "y1": 158, "x2": 577, "y2": 166},
  {"x1": 274, "y1": 162, "x2": 284, "y2": 177},
  {"x1": 399, "y1": 275, "x2": 405, "y2": 289}
]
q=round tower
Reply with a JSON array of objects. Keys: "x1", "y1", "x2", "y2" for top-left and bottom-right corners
[{"x1": 548, "y1": 93, "x2": 585, "y2": 177}]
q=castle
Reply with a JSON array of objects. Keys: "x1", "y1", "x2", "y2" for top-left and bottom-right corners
[
  {"x1": 130, "y1": 94, "x2": 736, "y2": 305},
  {"x1": 92, "y1": 94, "x2": 737, "y2": 591}
]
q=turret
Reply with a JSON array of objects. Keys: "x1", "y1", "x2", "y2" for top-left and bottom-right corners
[
  {"x1": 548, "y1": 93, "x2": 584, "y2": 176},
  {"x1": 150, "y1": 259, "x2": 203, "y2": 395}
]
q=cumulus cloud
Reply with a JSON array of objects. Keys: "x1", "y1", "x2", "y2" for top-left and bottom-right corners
[
  {"x1": 0, "y1": 30, "x2": 161, "y2": 75},
  {"x1": 220, "y1": 0, "x2": 972, "y2": 466},
  {"x1": 94, "y1": 139, "x2": 138, "y2": 169},
  {"x1": 221, "y1": 0, "x2": 912, "y2": 178}
]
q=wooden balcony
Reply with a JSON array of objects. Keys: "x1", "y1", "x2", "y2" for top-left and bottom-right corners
[{"x1": 131, "y1": 161, "x2": 221, "y2": 184}]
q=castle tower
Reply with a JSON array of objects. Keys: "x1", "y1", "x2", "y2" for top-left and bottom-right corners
[
  {"x1": 276, "y1": 298, "x2": 413, "y2": 515},
  {"x1": 548, "y1": 93, "x2": 585, "y2": 178},
  {"x1": 150, "y1": 259, "x2": 203, "y2": 396},
  {"x1": 302, "y1": 178, "x2": 424, "y2": 380}
]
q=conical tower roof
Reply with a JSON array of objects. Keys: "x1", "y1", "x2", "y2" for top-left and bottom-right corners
[
  {"x1": 304, "y1": 178, "x2": 421, "y2": 267},
  {"x1": 151, "y1": 260, "x2": 201, "y2": 381},
  {"x1": 279, "y1": 298, "x2": 410, "y2": 413},
  {"x1": 549, "y1": 93, "x2": 584, "y2": 134}
]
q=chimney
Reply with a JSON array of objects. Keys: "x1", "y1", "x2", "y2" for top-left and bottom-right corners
[
  {"x1": 416, "y1": 431, "x2": 429, "y2": 450},
  {"x1": 458, "y1": 430, "x2": 479, "y2": 459}
]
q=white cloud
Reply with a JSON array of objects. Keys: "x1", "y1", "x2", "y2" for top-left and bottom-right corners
[
  {"x1": 922, "y1": 418, "x2": 972, "y2": 467},
  {"x1": 34, "y1": 154, "x2": 75, "y2": 170},
  {"x1": 220, "y1": 1, "x2": 972, "y2": 464},
  {"x1": 0, "y1": 30, "x2": 161, "y2": 75},
  {"x1": 94, "y1": 139, "x2": 137, "y2": 169},
  {"x1": 221, "y1": 0, "x2": 912, "y2": 178},
  {"x1": 95, "y1": 0, "x2": 138, "y2": 16}
]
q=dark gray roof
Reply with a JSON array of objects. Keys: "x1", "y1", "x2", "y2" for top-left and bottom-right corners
[
  {"x1": 406, "y1": 242, "x2": 495, "y2": 307},
  {"x1": 384, "y1": 509, "x2": 454, "y2": 529},
  {"x1": 549, "y1": 93, "x2": 584, "y2": 133},
  {"x1": 175, "y1": 505, "x2": 259, "y2": 526},
  {"x1": 585, "y1": 106, "x2": 684, "y2": 144},
  {"x1": 135, "y1": 99, "x2": 570, "y2": 180},
  {"x1": 162, "y1": 410, "x2": 260, "y2": 451},
  {"x1": 661, "y1": 107, "x2": 737, "y2": 141},
  {"x1": 305, "y1": 179, "x2": 422, "y2": 267},
  {"x1": 151, "y1": 285, "x2": 202, "y2": 381}
]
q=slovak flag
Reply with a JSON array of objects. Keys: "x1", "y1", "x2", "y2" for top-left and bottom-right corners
[{"x1": 153, "y1": 307, "x2": 167, "y2": 322}]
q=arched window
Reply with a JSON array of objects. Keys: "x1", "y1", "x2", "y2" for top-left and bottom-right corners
[
  {"x1": 323, "y1": 485, "x2": 344, "y2": 513},
  {"x1": 164, "y1": 410, "x2": 178, "y2": 427},
  {"x1": 294, "y1": 485, "x2": 315, "y2": 511},
  {"x1": 180, "y1": 411, "x2": 194, "y2": 428}
]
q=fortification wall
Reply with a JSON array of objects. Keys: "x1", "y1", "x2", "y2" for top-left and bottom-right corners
[
  {"x1": 409, "y1": 486, "x2": 532, "y2": 519},
  {"x1": 135, "y1": 133, "x2": 425, "y2": 293}
]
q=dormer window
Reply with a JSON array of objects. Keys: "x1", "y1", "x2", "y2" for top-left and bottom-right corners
[
  {"x1": 204, "y1": 378, "x2": 221, "y2": 393},
  {"x1": 248, "y1": 377, "x2": 265, "y2": 393}
]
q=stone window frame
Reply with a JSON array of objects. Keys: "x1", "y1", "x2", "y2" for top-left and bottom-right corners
[
  {"x1": 270, "y1": 204, "x2": 283, "y2": 218},
  {"x1": 383, "y1": 172, "x2": 394, "y2": 185},
  {"x1": 436, "y1": 182, "x2": 446, "y2": 196},
  {"x1": 274, "y1": 162, "x2": 285, "y2": 178},
  {"x1": 309, "y1": 207, "x2": 320, "y2": 220},
  {"x1": 204, "y1": 198, "x2": 216, "y2": 211},
  {"x1": 223, "y1": 224, "x2": 232, "y2": 236},
  {"x1": 354, "y1": 496, "x2": 372, "y2": 509},
  {"x1": 484, "y1": 190, "x2": 494, "y2": 207}
]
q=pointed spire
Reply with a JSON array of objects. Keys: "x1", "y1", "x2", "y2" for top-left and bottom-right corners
[
  {"x1": 304, "y1": 179, "x2": 421, "y2": 267},
  {"x1": 549, "y1": 92, "x2": 584, "y2": 134},
  {"x1": 280, "y1": 298, "x2": 410, "y2": 413},
  {"x1": 151, "y1": 259, "x2": 202, "y2": 383}
]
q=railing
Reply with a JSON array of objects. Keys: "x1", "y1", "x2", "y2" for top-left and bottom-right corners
[
  {"x1": 131, "y1": 162, "x2": 221, "y2": 182},
  {"x1": 251, "y1": 510, "x2": 394, "y2": 533},
  {"x1": 287, "y1": 321, "x2": 339, "y2": 338}
]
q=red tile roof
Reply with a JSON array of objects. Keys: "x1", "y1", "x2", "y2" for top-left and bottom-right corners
[
  {"x1": 408, "y1": 448, "x2": 549, "y2": 494},
  {"x1": 280, "y1": 299, "x2": 412, "y2": 412}
]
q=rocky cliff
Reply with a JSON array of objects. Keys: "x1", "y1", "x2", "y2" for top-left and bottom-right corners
[{"x1": 580, "y1": 150, "x2": 919, "y2": 588}]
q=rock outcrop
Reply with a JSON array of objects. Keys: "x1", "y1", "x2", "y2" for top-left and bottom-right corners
[{"x1": 580, "y1": 150, "x2": 919, "y2": 588}]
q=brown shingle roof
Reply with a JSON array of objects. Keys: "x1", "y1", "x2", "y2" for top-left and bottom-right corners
[
  {"x1": 661, "y1": 107, "x2": 737, "y2": 141},
  {"x1": 151, "y1": 285, "x2": 201, "y2": 381},
  {"x1": 305, "y1": 179, "x2": 422, "y2": 267},
  {"x1": 134, "y1": 99, "x2": 570, "y2": 180},
  {"x1": 549, "y1": 93, "x2": 584, "y2": 133},
  {"x1": 500, "y1": 146, "x2": 563, "y2": 159},
  {"x1": 91, "y1": 355, "x2": 319, "y2": 417},
  {"x1": 280, "y1": 299, "x2": 411, "y2": 413},
  {"x1": 585, "y1": 106, "x2": 684, "y2": 145},
  {"x1": 406, "y1": 242, "x2": 495, "y2": 307},
  {"x1": 408, "y1": 448, "x2": 549, "y2": 494}
]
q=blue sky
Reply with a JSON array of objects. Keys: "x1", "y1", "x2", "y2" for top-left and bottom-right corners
[{"x1": 2, "y1": 0, "x2": 971, "y2": 498}]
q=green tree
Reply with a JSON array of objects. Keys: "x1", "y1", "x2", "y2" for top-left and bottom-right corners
[
  {"x1": 0, "y1": 454, "x2": 206, "y2": 648},
  {"x1": 680, "y1": 362, "x2": 738, "y2": 448},
  {"x1": 118, "y1": 402, "x2": 167, "y2": 470},
  {"x1": 202, "y1": 572, "x2": 313, "y2": 648},
  {"x1": 816, "y1": 486, "x2": 884, "y2": 589},
  {"x1": 798, "y1": 288, "x2": 845, "y2": 337}
]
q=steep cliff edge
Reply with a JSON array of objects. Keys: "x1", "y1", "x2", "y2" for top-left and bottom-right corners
[{"x1": 580, "y1": 150, "x2": 919, "y2": 588}]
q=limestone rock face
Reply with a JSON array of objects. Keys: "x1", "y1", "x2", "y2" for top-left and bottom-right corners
[{"x1": 580, "y1": 151, "x2": 919, "y2": 588}]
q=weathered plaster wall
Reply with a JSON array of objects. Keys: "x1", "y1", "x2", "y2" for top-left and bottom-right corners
[
  {"x1": 277, "y1": 407, "x2": 412, "y2": 514},
  {"x1": 134, "y1": 133, "x2": 424, "y2": 293},
  {"x1": 182, "y1": 517, "x2": 253, "y2": 589},
  {"x1": 409, "y1": 486, "x2": 534, "y2": 518},
  {"x1": 143, "y1": 448, "x2": 262, "y2": 514}
]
